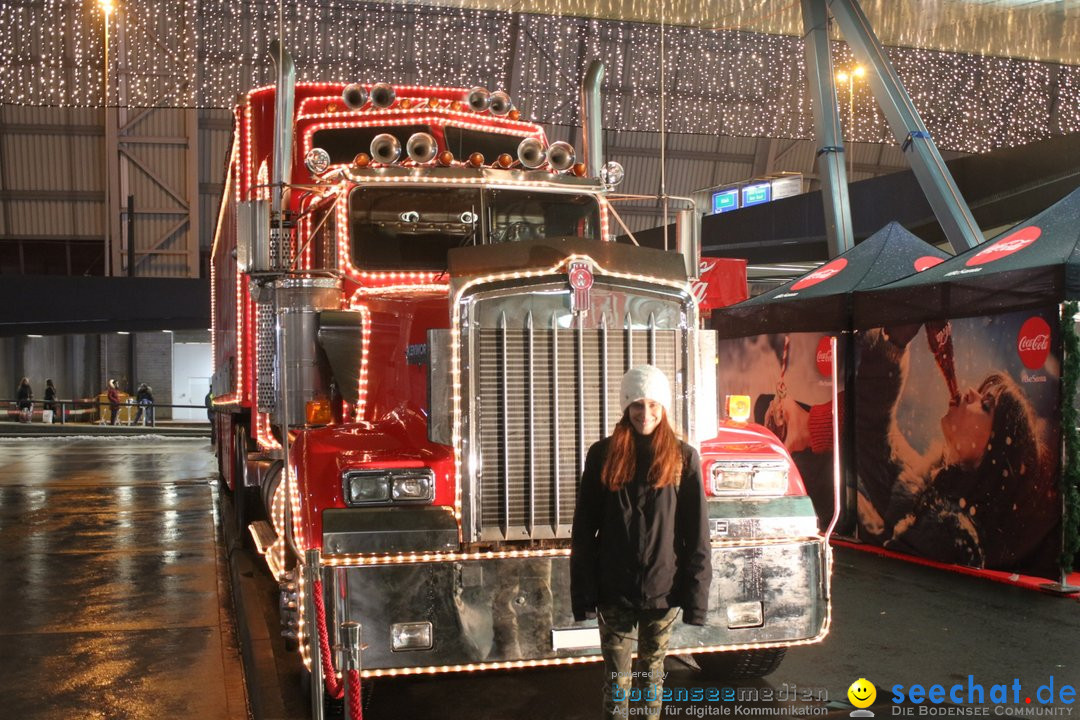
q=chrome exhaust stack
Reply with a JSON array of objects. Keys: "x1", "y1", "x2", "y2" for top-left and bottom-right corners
[
  {"x1": 268, "y1": 39, "x2": 295, "y2": 270},
  {"x1": 580, "y1": 59, "x2": 605, "y2": 178}
]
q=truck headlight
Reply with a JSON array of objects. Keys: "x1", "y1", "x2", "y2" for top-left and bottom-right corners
[
  {"x1": 343, "y1": 469, "x2": 435, "y2": 506},
  {"x1": 392, "y1": 472, "x2": 434, "y2": 501},
  {"x1": 710, "y1": 461, "x2": 788, "y2": 496}
]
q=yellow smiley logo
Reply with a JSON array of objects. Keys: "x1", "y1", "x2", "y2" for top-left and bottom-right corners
[{"x1": 847, "y1": 678, "x2": 877, "y2": 709}]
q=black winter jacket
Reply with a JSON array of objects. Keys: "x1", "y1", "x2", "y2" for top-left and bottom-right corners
[{"x1": 570, "y1": 431, "x2": 712, "y2": 625}]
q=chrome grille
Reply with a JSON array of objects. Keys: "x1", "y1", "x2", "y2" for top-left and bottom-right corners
[
  {"x1": 269, "y1": 225, "x2": 295, "y2": 269},
  {"x1": 256, "y1": 302, "x2": 276, "y2": 412},
  {"x1": 474, "y1": 314, "x2": 683, "y2": 541}
]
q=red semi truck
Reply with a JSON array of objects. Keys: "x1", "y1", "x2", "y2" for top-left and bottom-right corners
[{"x1": 210, "y1": 47, "x2": 829, "y2": 713}]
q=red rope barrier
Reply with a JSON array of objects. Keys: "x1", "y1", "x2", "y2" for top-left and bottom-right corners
[
  {"x1": 311, "y1": 579, "x2": 344, "y2": 699},
  {"x1": 348, "y1": 669, "x2": 363, "y2": 720},
  {"x1": 311, "y1": 578, "x2": 364, "y2": 719}
]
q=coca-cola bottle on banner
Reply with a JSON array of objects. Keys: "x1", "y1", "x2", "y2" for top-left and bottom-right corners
[{"x1": 925, "y1": 320, "x2": 960, "y2": 403}]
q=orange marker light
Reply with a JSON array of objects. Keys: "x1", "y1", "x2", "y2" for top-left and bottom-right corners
[
  {"x1": 325, "y1": 103, "x2": 338, "y2": 114},
  {"x1": 572, "y1": 162, "x2": 587, "y2": 177},
  {"x1": 495, "y1": 153, "x2": 513, "y2": 168},
  {"x1": 428, "y1": 97, "x2": 441, "y2": 108},
  {"x1": 467, "y1": 152, "x2": 485, "y2": 168},
  {"x1": 726, "y1": 395, "x2": 751, "y2": 423},
  {"x1": 306, "y1": 399, "x2": 332, "y2": 426},
  {"x1": 437, "y1": 150, "x2": 455, "y2": 167},
  {"x1": 353, "y1": 152, "x2": 371, "y2": 168},
  {"x1": 508, "y1": 109, "x2": 521, "y2": 121}
]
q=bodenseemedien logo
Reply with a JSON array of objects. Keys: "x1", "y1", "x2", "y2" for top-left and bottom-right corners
[{"x1": 849, "y1": 678, "x2": 878, "y2": 717}]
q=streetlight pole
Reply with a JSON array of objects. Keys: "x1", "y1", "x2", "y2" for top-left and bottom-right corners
[
  {"x1": 100, "y1": 0, "x2": 113, "y2": 275},
  {"x1": 835, "y1": 65, "x2": 864, "y2": 179}
]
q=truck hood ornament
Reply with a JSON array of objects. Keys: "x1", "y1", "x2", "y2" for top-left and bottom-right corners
[{"x1": 568, "y1": 260, "x2": 594, "y2": 315}]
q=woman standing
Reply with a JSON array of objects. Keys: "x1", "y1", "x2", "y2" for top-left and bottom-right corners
[
  {"x1": 16, "y1": 377, "x2": 33, "y2": 422},
  {"x1": 134, "y1": 383, "x2": 155, "y2": 426},
  {"x1": 571, "y1": 365, "x2": 711, "y2": 719},
  {"x1": 107, "y1": 379, "x2": 121, "y2": 426},
  {"x1": 43, "y1": 379, "x2": 57, "y2": 423}
]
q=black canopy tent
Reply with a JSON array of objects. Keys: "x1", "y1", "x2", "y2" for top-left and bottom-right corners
[
  {"x1": 847, "y1": 188, "x2": 1080, "y2": 579},
  {"x1": 712, "y1": 222, "x2": 950, "y2": 338},
  {"x1": 709, "y1": 222, "x2": 948, "y2": 534},
  {"x1": 854, "y1": 186, "x2": 1080, "y2": 329}
]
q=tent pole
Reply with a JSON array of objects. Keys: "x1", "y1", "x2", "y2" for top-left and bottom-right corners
[
  {"x1": 800, "y1": 0, "x2": 854, "y2": 259},
  {"x1": 827, "y1": 0, "x2": 983, "y2": 254}
]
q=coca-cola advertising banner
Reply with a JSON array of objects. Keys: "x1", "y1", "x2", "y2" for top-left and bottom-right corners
[
  {"x1": 854, "y1": 306, "x2": 1062, "y2": 579},
  {"x1": 717, "y1": 332, "x2": 844, "y2": 528},
  {"x1": 693, "y1": 257, "x2": 748, "y2": 312}
]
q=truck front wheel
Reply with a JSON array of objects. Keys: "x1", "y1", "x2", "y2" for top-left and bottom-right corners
[
  {"x1": 694, "y1": 648, "x2": 786, "y2": 680},
  {"x1": 232, "y1": 423, "x2": 262, "y2": 535}
]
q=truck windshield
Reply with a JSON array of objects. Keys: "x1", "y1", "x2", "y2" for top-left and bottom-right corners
[
  {"x1": 349, "y1": 187, "x2": 482, "y2": 271},
  {"x1": 487, "y1": 188, "x2": 600, "y2": 245},
  {"x1": 349, "y1": 186, "x2": 602, "y2": 272}
]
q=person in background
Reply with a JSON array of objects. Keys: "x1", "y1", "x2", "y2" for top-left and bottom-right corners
[
  {"x1": 205, "y1": 386, "x2": 216, "y2": 446},
  {"x1": 43, "y1": 379, "x2": 57, "y2": 423},
  {"x1": 134, "y1": 383, "x2": 155, "y2": 427},
  {"x1": 571, "y1": 365, "x2": 711, "y2": 720},
  {"x1": 107, "y1": 379, "x2": 121, "y2": 426},
  {"x1": 16, "y1": 377, "x2": 33, "y2": 422}
]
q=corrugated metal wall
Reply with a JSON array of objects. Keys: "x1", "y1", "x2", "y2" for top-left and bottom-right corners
[
  {"x1": 0, "y1": 105, "x2": 223, "y2": 277},
  {"x1": 1, "y1": 102, "x2": 960, "y2": 262}
]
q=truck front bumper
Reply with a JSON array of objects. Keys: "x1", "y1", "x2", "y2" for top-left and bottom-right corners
[{"x1": 325, "y1": 537, "x2": 828, "y2": 674}]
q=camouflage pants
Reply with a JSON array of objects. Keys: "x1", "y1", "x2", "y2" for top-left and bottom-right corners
[{"x1": 598, "y1": 605, "x2": 679, "y2": 720}]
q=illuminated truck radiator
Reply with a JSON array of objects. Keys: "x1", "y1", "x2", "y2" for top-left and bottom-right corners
[{"x1": 473, "y1": 320, "x2": 685, "y2": 542}]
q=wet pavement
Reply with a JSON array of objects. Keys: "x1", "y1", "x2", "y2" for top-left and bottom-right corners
[
  {"x1": 245, "y1": 543, "x2": 1080, "y2": 719},
  {"x1": 0, "y1": 437, "x2": 247, "y2": 720},
  {"x1": 5, "y1": 435, "x2": 1079, "y2": 720}
]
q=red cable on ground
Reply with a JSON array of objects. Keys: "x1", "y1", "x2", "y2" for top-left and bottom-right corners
[{"x1": 311, "y1": 578, "x2": 363, "y2": 719}]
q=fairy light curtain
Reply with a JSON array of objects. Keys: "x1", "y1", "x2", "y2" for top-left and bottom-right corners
[{"x1": 0, "y1": 0, "x2": 1078, "y2": 153}]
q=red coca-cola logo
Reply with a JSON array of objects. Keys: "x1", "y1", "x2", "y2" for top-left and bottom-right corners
[
  {"x1": 1017, "y1": 316, "x2": 1051, "y2": 370},
  {"x1": 791, "y1": 258, "x2": 847, "y2": 291},
  {"x1": 914, "y1": 256, "x2": 944, "y2": 272},
  {"x1": 965, "y1": 226, "x2": 1041, "y2": 267},
  {"x1": 816, "y1": 336, "x2": 834, "y2": 376}
]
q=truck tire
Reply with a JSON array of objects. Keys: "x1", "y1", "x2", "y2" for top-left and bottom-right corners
[
  {"x1": 215, "y1": 445, "x2": 226, "y2": 485},
  {"x1": 694, "y1": 648, "x2": 786, "y2": 680}
]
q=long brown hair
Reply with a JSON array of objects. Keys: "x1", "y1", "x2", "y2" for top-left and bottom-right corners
[{"x1": 601, "y1": 408, "x2": 684, "y2": 491}]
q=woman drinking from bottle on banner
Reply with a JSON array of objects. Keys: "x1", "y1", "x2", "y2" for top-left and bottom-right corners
[{"x1": 855, "y1": 317, "x2": 1059, "y2": 577}]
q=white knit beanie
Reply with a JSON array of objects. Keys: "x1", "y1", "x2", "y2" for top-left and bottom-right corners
[{"x1": 619, "y1": 365, "x2": 672, "y2": 413}]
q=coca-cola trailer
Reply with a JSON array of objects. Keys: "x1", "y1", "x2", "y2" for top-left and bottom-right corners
[{"x1": 210, "y1": 46, "x2": 830, "y2": 715}]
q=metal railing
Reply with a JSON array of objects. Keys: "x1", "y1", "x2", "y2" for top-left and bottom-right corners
[{"x1": 2, "y1": 398, "x2": 210, "y2": 426}]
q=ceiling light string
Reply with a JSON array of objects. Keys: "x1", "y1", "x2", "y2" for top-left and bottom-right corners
[{"x1": 0, "y1": 0, "x2": 1075, "y2": 155}]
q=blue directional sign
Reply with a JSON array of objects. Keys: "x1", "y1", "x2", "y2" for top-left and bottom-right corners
[
  {"x1": 741, "y1": 182, "x2": 771, "y2": 208},
  {"x1": 711, "y1": 188, "x2": 739, "y2": 214}
]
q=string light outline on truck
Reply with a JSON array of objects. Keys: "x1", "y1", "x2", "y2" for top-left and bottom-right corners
[{"x1": 213, "y1": 69, "x2": 830, "y2": 706}]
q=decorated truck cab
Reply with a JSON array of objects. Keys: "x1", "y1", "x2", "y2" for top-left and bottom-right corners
[{"x1": 210, "y1": 47, "x2": 829, "y2": 713}]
